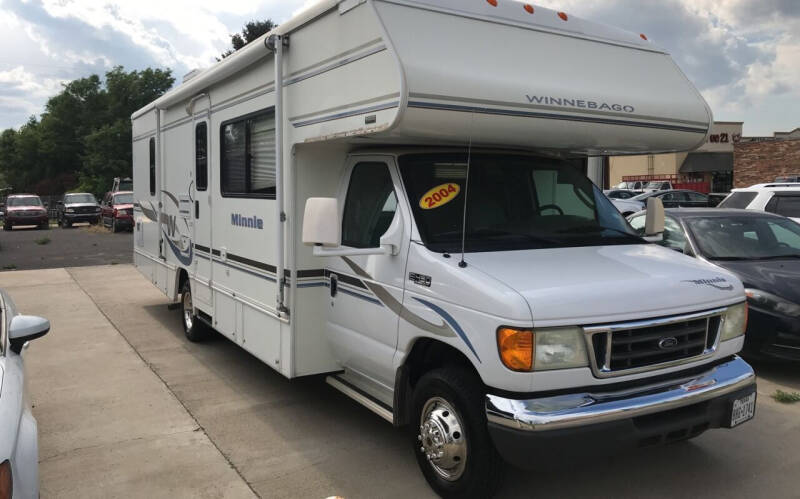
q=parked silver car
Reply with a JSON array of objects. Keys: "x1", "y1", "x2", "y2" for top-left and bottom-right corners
[{"x1": 0, "y1": 289, "x2": 49, "y2": 498}]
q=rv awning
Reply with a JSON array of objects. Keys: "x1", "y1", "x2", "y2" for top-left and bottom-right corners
[{"x1": 680, "y1": 152, "x2": 733, "y2": 173}]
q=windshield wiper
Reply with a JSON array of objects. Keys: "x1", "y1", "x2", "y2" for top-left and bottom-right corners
[
  {"x1": 557, "y1": 225, "x2": 643, "y2": 241},
  {"x1": 755, "y1": 254, "x2": 800, "y2": 260}
]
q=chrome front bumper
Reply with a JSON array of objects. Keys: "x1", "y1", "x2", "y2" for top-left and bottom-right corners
[{"x1": 486, "y1": 356, "x2": 755, "y2": 432}]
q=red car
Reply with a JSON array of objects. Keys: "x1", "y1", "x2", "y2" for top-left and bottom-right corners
[
  {"x1": 101, "y1": 191, "x2": 134, "y2": 232},
  {"x1": 3, "y1": 194, "x2": 49, "y2": 230}
]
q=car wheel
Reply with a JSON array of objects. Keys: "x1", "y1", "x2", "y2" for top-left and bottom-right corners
[
  {"x1": 112, "y1": 218, "x2": 119, "y2": 233},
  {"x1": 3, "y1": 223, "x2": 10, "y2": 231},
  {"x1": 412, "y1": 368, "x2": 503, "y2": 499},
  {"x1": 181, "y1": 280, "x2": 210, "y2": 342}
]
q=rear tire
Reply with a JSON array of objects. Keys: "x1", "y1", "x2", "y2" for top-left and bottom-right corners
[
  {"x1": 3, "y1": 223, "x2": 10, "y2": 231},
  {"x1": 412, "y1": 368, "x2": 503, "y2": 499},
  {"x1": 181, "y1": 280, "x2": 209, "y2": 342}
]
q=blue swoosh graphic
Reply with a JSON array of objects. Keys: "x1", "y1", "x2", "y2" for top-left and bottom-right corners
[
  {"x1": 163, "y1": 231, "x2": 193, "y2": 266},
  {"x1": 413, "y1": 297, "x2": 481, "y2": 363}
]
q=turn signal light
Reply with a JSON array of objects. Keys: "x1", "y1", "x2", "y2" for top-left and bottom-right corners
[
  {"x1": 640, "y1": 33, "x2": 648, "y2": 40},
  {"x1": 487, "y1": 0, "x2": 497, "y2": 6},
  {"x1": 557, "y1": 11, "x2": 568, "y2": 21},
  {"x1": 497, "y1": 327, "x2": 533, "y2": 371},
  {"x1": 524, "y1": 4, "x2": 534, "y2": 14}
]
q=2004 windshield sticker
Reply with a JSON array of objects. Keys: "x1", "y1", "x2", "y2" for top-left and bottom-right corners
[{"x1": 419, "y1": 183, "x2": 461, "y2": 210}]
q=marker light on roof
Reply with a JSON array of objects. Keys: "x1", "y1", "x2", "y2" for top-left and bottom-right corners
[
  {"x1": 524, "y1": 4, "x2": 534, "y2": 13},
  {"x1": 557, "y1": 11, "x2": 568, "y2": 21},
  {"x1": 640, "y1": 33, "x2": 648, "y2": 40},
  {"x1": 487, "y1": 0, "x2": 497, "y2": 6}
]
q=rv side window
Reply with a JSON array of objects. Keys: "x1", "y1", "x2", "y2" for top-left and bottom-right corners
[
  {"x1": 342, "y1": 162, "x2": 397, "y2": 249},
  {"x1": 220, "y1": 110, "x2": 276, "y2": 198},
  {"x1": 149, "y1": 137, "x2": 156, "y2": 195},
  {"x1": 195, "y1": 122, "x2": 208, "y2": 191}
]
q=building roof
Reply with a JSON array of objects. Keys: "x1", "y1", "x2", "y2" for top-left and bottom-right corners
[{"x1": 679, "y1": 152, "x2": 733, "y2": 173}]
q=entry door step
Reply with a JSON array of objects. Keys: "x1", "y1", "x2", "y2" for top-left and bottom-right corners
[{"x1": 326, "y1": 372, "x2": 394, "y2": 423}]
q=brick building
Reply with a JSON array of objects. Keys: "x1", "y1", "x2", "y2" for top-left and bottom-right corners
[{"x1": 733, "y1": 138, "x2": 800, "y2": 188}]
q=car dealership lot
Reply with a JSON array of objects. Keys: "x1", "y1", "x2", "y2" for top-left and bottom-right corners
[
  {"x1": 0, "y1": 225, "x2": 132, "y2": 271},
  {"x1": 0, "y1": 265, "x2": 797, "y2": 498}
]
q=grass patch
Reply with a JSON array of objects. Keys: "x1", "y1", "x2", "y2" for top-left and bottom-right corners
[
  {"x1": 2, "y1": 264, "x2": 16, "y2": 270},
  {"x1": 772, "y1": 389, "x2": 800, "y2": 404},
  {"x1": 35, "y1": 236, "x2": 51, "y2": 245}
]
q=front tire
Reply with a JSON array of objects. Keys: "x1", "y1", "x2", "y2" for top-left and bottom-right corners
[
  {"x1": 412, "y1": 368, "x2": 503, "y2": 499},
  {"x1": 181, "y1": 280, "x2": 209, "y2": 342},
  {"x1": 112, "y1": 218, "x2": 119, "y2": 233}
]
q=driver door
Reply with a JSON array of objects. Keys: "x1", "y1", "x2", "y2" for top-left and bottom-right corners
[{"x1": 325, "y1": 157, "x2": 410, "y2": 389}]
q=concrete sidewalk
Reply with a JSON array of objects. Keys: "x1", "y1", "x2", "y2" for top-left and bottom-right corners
[
  {"x1": 2, "y1": 265, "x2": 799, "y2": 498},
  {"x1": 0, "y1": 268, "x2": 255, "y2": 498}
]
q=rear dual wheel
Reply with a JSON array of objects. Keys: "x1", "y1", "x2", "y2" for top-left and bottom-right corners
[{"x1": 412, "y1": 368, "x2": 503, "y2": 498}]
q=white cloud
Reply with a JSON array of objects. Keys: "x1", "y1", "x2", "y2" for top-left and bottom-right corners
[{"x1": 0, "y1": 0, "x2": 796, "y2": 135}]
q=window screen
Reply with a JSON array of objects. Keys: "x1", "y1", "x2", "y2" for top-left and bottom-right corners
[
  {"x1": 149, "y1": 138, "x2": 156, "y2": 195},
  {"x1": 342, "y1": 163, "x2": 397, "y2": 248},
  {"x1": 220, "y1": 109, "x2": 276, "y2": 197},
  {"x1": 195, "y1": 122, "x2": 208, "y2": 191}
]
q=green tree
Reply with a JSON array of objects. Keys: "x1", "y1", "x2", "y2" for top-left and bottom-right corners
[
  {"x1": 0, "y1": 66, "x2": 174, "y2": 197},
  {"x1": 220, "y1": 20, "x2": 276, "y2": 59}
]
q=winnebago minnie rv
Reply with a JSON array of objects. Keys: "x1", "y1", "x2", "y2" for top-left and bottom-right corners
[{"x1": 132, "y1": 1, "x2": 756, "y2": 496}]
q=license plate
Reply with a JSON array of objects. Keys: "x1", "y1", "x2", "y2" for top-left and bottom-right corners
[{"x1": 730, "y1": 392, "x2": 756, "y2": 427}]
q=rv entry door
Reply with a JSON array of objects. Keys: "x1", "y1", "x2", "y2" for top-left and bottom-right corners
[
  {"x1": 191, "y1": 120, "x2": 212, "y2": 307},
  {"x1": 326, "y1": 158, "x2": 409, "y2": 388}
]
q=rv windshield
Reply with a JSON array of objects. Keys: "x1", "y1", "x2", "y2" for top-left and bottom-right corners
[{"x1": 399, "y1": 153, "x2": 641, "y2": 253}]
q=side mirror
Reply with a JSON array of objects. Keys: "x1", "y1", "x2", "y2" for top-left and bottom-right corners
[
  {"x1": 302, "y1": 197, "x2": 341, "y2": 247},
  {"x1": 302, "y1": 197, "x2": 394, "y2": 257},
  {"x1": 643, "y1": 197, "x2": 665, "y2": 242},
  {"x1": 9, "y1": 315, "x2": 50, "y2": 354}
]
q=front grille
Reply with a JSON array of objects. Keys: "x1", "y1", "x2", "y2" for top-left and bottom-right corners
[
  {"x1": 76, "y1": 206, "x2": 96, "y2": 214},
  {"x1": 587, "y1": 310, "x2": 723, "y2": 377}
]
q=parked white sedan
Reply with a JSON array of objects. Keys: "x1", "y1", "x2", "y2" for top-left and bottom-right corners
[{"x1": 0, "y1": 289, "x2": 49, "y2": 498}]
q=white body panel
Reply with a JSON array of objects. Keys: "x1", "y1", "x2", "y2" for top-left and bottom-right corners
[
  {"x1": 131, "y1": 0, "x2": 732, "y2": 406},
  {"x1": 720, "y1": 185, "x2": 800, "y2": 223},
  {"x1": 0, "y1": 293, "x2": 41, "y2": 499}
]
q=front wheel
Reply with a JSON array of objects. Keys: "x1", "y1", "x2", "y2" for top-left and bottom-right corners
[
  {"x1": 112, "y1": 218, "x2": 119, "y2": 233},
  {"x1": 180, "y1": 280, "x2": 209, "y2": 342},
  {"x1": 412, "y1": 368, "x2": 503, "y2": 499}
]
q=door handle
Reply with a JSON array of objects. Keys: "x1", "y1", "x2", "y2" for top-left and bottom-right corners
[
  {"x1": 330, "y1": 274, "x2": 338, "y2": 298},
  {"x1": 195, "y1": 200, "x2": 199, "y2": 219}
]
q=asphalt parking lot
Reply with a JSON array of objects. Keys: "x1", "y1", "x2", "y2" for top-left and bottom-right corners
[
  {"x1": 0, "y1": 223, "x2": 132, "y2": 271},
  {"x1": 0, "y1": 265, "x2": 798, "y2": 498}
]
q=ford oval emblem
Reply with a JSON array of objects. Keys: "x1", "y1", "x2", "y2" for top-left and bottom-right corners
[{"x1": 658, "y1": 337, "x2": 679, "y2": 349}]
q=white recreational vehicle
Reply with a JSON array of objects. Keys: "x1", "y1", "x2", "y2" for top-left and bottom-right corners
[{"x1": 132, "y1": 1, "x2": 756, "y2": 496}]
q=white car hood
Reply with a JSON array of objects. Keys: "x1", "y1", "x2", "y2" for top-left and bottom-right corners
[{"x1": 467, "y1": 244, "x2": 744, "y2": 326}]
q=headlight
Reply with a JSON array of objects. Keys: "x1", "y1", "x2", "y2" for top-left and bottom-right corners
[
  {"x1": 745, "y1": 288, "x2": 800, "y2": 317},
  {"x1": 720, "y1": 302, "x2": 748, "y2": 342},
  {"x1": 66, "y1": 208, "x2": 75, "y2": 213},
  {"x1": 95, "y1": 207, "x2": 101, "y2": 212},
  {"x1": 497, "y1": 326, "x2": 589, "y2": 372}
]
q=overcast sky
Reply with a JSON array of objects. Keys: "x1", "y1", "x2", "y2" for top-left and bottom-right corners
[{"x1": 0, "y1": 0, "x2": 797, "y2": 135}]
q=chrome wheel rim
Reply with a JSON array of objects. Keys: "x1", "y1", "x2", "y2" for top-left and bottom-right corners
[
  {"x1": 182, "y1": 289, "x2": 193, "y2": 331},
  {"x1": 418, "y1": 397, "x2": 467, "y2": 481}
]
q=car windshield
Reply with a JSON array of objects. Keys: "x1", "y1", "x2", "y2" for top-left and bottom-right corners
[
  {"x1": 113, "y1": 193, "x2": 133, "y2": 204},
  {"x1": 398, "y1": 153, "x2": 641, "y2": 253},
  {"x1": 646, "y1": 182, "x2": 663, "y2": 189},
  {"x1": 7, "y1": 196, "x2": 42, "y2": 207},
  {"x1": 65, "y1": 194, "x2": 96, "y2": 204},
  {"x1": 718, "y1": 192, "x2": 757, "y2": 209},
  {"x1": 685, "y1": 215, "x2": 800, "y2": 260},
  {"x1": 631, "y1": 191, "x2": 657, "y2": 201}
]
